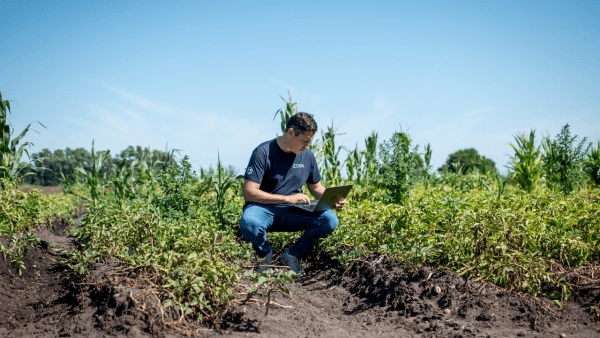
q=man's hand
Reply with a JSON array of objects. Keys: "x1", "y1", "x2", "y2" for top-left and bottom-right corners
[
  {"x1": 286, "y1": 193, "x2": 311, "y2": 205},
  {"x1": 334, "y1": 196, "x2": 347, "y2": 211}
]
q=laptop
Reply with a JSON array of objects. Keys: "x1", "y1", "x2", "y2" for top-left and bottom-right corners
[{"x1": 289, "y1": 185, "x2": 353, "y2": 212}]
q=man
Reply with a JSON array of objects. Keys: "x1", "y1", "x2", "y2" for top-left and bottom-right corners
[{"x1": 240, "y1": 113, "x2": 346, "y2": 276}]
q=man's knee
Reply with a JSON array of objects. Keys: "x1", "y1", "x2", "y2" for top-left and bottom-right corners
[
  {"x1": 240, "y1": 209, "x2": 267, "y2": 242},
  {"x1": 320, "y1": 210, "x2": 338, "y2": 234}
]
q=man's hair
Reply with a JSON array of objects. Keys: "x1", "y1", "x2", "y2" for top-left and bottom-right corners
[{"x1": 286, "y1": 112, "x2": 317, "y2": 136}]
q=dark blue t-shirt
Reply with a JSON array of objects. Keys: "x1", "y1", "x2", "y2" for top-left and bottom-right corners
[{"x1": 244, "y1": 138, "x2": 320, "y2": 205}]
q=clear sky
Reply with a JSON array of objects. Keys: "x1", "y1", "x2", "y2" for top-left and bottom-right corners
[{"x1": 1, "y1": 0, "x2": 598, "y2": 175}]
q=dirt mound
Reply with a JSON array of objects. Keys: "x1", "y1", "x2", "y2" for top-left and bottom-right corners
[
  {"x1": 222, "y1": 255, "x2": 600, "y2": 338},
  {"x1": 1, "y1": 217, "x2": 599, "y2": 338}
]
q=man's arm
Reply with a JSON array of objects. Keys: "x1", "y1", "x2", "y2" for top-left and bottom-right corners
[
  {"x1": 243, "y1": 180, "x2": 311, "y2": 205},
  {"x1": 307, "y1": 182, "x2": 347, "y2": 211},
  {"x1": 306, "y1": 181, "x2": 326, "y2": 200}
]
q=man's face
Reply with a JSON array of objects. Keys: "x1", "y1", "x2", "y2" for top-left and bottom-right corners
[{"x1": 289, "y1": 130, "x2": 315, "y2": 154}]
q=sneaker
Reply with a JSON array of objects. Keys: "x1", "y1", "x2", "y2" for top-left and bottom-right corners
[
  {"x1": 255, "y1": 250, "x2": 273, "y2": 273},
  {"x1": 281, "y1": 249, "x2": 305, "y2": 276}
]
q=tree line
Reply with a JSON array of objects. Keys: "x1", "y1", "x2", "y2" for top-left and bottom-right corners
[{"x1": 21, "y1": 145, "x2": 172, "y2": 186}]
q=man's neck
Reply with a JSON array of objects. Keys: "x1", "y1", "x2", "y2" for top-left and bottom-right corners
[{"x1": 276, "y1": 136, "x2": 293, "y2": 153}]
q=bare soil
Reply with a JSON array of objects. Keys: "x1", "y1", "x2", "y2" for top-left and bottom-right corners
[
  {"x1": 1, "y1": 219, "x2": 599, "y2": 338},
  {"x1": 18, "y1": 185, "x2": 62, "y2": 195}
]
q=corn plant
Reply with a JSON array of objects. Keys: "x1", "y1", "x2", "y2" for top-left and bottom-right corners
[
  {"x1": 345, "y1": 143, "x2": 363, "y2": 184},
  {"x1": 76, "y1": 141, "x2": 110, "y2": 206},
  {"x1": 508, "y1": 130, "x2": 543, "y2": 193},
  {"x1": 0, "y1": 91, "x2": 44, "y2": 187},
  {"x1": 273, "y1": 90, "x2": 298, "y2": 135},
  {"x1": 112, "y1": 158, "x2": 139, "y2": 209},
  {"x1": 362, "y1": 131, "x2": 378, "y2": 185},
  {"x1": 422, "y1": 143, "x2": 432, "y2": 189},
  {"x1": 584, "y1": 140, "x2": 600, "y2": 186},
  {"x1": 320, "y1": 120, "x2": 346, "y2": 185},
  {"x1": 214, "y1": 152, "x2": 234, "y2": 225}
]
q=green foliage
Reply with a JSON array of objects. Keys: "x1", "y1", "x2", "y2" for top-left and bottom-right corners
[
  {"x1": 438, "y1": 148, "x2": 496, "y2": 174},
  {"x1": 151, "y1": 155, "x2": 200, "y2": 219},
  {"x1": 421, "y1": 143, "x2": 433, "y2": 189},
  {"x1": 69, "y1": 193, "x2": 250, "y2": 322},
  {"x1": 242, "y1": 268, "x2": 295, "y2": 330},
  {"x1": 584, "y1": 141, "x2": 600, "y2": 186},
  {"x1": 363, "y1": 131, "x2": 378, "y2": 183},
  {"x1": 111, "y1": 158, "x2": 138, "y2": 209},
  {"x1": 68, "y1": 153, "x2": 249, "y2": 322},
  {"x1": 377, "y1": 131, "x2": 420, "y2": 204},
  {"x1": 319, "y1": 174, "x2": 600, "y2": 301},
  {"x1": 75, "y1": 141, "x2": 111, "y2": 206},
  {"x1": 345, "y1": 143, "x2": 364, "y2": 184},
  {"x1": 273, "y1": 90, "x2": 298, "y2": 135},
  {"x1": 0, "y1": 91, "x2": 45, "y2": 186},
  {"x1": 591, "y1": 305, "x2": 600, "y2": 317},
  {"x1": 213, "y1": 152, "x2": 235, "y2": 225},
  {"x1": 508, "y1": 130, "x2": 544, "y2": 193},
  {"x1": 320, "y1": 121, "x2": 346, "y2": 185},
  {"x1": 542, "y1": 124, "x2": 590, "y2": 195},
  {"x1": 0, "y1": 178, "x2": 80, "y2": 275}
]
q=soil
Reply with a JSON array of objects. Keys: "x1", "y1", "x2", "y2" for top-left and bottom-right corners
[
  {"x1": 1, "y1": 218, "x2": 599, "y2": 338},
  {"x1": 18, "y1": 185, "x2": 63, "y2": 195}
]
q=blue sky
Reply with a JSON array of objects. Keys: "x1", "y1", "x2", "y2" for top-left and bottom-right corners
[{"x1": 1, "y1": 0, "x2": 598, "y2": 175}]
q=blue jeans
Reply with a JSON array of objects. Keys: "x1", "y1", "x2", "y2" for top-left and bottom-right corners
[{"x1": 240, "y1": 204, "x2": 338, "y2": 258}]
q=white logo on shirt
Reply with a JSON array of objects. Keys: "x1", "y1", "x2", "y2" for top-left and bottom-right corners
[
  {"x1": 247, "y1": 167, "x2": 254, "y2": 175},
  {"x1": 293, "y1": 164, "x2": 305, "y2": 169}
]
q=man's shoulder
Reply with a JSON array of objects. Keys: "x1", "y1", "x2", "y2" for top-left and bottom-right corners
[{"x1": 253, "y1": 139, "x2": 276, "y2": 154}]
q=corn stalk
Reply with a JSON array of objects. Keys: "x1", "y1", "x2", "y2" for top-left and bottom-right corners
[
  {"x1": 585, "y1": 141, "x2": 600, "y2": 186},
  {"x1": 76, "y1": 141, "x2": 110, "y2": 206},
  {"x1": 345, "y1": 143, "x2": 363, "y2": 184},
  {"x1": 273, "y1": 90, "x2": 298, "y2": 135},
  {"x1": 214, "y1": 152, "x2": 234, "y2": 225},
  {"x1": 0, "y1": 91, "x2": 44, "y2": 186},
  {"x1": 321, "y1": 120, "x2": 345, "y2": 185},
  {"x1": 508, "y1": 130, "x2": 543, "y2": 194}
]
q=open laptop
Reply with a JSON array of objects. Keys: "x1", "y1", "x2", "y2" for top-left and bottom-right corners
[{"x1": 289, "y1": 185, "x2": 353, "y2": 212}]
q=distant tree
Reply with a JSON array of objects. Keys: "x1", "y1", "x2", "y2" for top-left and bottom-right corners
[{"x1": 437, "y1": 148, "x2": 496, "y2": 174}]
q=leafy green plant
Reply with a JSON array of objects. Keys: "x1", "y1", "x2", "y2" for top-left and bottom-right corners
[
  {"x1": 542, "y1": 124, "x2": 590, "y2": 195},
  {"x1": 76, "y1": 141, "x2": 110, "y2": 206},
  {"x1": 0, "y1": 178, "x2": 79, "y2": 275},
  {"x1": 345, "y1": 143, "x2": 363, "y2": 184},
  {"x1": 151, "y1": 155, "x2": 200, "y2": 220},
  {"x1": 508, "y1": 130, "x2": 543, "y2": 193},
  {"x1": 422, "y1": 143, "x2": 432, "y2": 189},
  {"x1": 273, "y1": 90, "x2": 298, "y2": 135},
  {"x1": 584, "y1": 141, "x2": 600, "y2": 186},
  {"x1": 377, "y1": 130, "x2": 419, "y2": 204},
  {"x1": 112, "y1": 158, "x2": 138, "y2": 209},
  {"x1": 363, "y1": 130, "x2": 378, "y2": 184},
  {"x1": 320, "y1": 120, "x2": 346, "y2": 185},
  {"x1": 213, "y1": 152, "x2": 235, "y2": 225},
  {"x1": 591, "y1": 305, "x2": 600, "y2": 317},
  {"x1": 242, "y1": 268, "x2": 296, "y2": 331},
  {"x1": 0, "y1": 91, "x2": 45, "y2": 186}
]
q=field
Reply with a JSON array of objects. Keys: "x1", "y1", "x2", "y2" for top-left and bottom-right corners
[{"x1": 2, "y1": 94, "x2": 600, "y2": 337}]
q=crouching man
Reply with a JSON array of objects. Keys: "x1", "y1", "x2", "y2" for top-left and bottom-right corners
[{"x1": 240, "y1": 113, "x2": 346, "y2": 276}]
